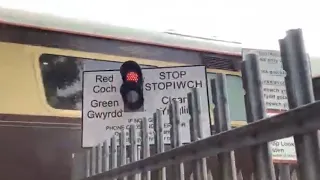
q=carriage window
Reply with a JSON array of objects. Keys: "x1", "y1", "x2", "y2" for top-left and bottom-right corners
[
  {"x1": 39, "y1": 54, "x2": 154, "y2": 110},
  {"x1": 206, "y1": 73, "x2": 246, "y2": 125}
]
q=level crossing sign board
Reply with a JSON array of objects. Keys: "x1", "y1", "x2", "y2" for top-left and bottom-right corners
[
  {"x1": 242, "y1": 48, "x2": 288, "y2": 111},
  {"x1": 267, "y1": 113, "x2": 297, "y2": 163},
  {"x1": 81, "y1": 65, "x2": 211, "y2": 148},
  {"x1": 242, "y1": 48, "x2": 297, "y2": 163}
]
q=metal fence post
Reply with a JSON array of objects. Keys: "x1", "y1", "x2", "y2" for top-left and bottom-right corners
[
  {"x1": 71, "y1": 153, "x2": 76, "y2": 180},
  {"x1": 120, "y1": 129, "x2": 127, "y2": 180},
  {"x1": 241, "y1": 53, "x2": 276, "y2": 180},
  {"x1": 85, "y1": 149, "x2": 91, "y2": 178},
  {"x1": 169, "y1": 99, "x2": 185, "y2": 180},
  {"x1": 72, "y1": 153, "x2": 86, "y2": 180},
  {"x1": 111, "y1": 135, "x2": 118, "y2": 180},
  {"x1": 129, "y1": 124, "x2": 139, "y2": 180},
  {"x1": 278, "y1": 164, "x2": 291, "y2": 180},
  {"x1": 141, "y1": 117, "x2": 151, "y2": 180},
  {"x1": 102, "y1": 140, "x2": 110, "y2": 172},
  {"x1": 90, "y1": 146, "x2": 96, "y2": 176},
  {"x1": 137, "y1": 146, "x2": 142, "y2": 180},
  {"x1": 279, "y1": 28, "x2": 320, "y2": 180},
  {"x1": 154, "y1": 109, "x2": 166, "y2": 180},
  {"x1": 96, "y1": 143, "x2": 102, "y2": 175},
  {"x1": 187, "y1": 88, "x2": 208, "y2": 180},
  {"x1": 211, "y1": 74, "x2": 237, "y2": 180}
]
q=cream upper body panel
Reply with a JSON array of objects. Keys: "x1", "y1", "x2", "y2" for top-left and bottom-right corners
[{"x1": 0, "y1": 42, "x2": 239, "y2": 119}]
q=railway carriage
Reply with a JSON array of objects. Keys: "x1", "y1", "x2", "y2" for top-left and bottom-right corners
[{"x1": 0, "y1": 7, "x2": 319, "y2": 180}]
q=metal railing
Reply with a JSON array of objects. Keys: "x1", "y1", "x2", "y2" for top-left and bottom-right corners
[{"x1": 72, "y1": 29, "x2": 320, "y2": 180}]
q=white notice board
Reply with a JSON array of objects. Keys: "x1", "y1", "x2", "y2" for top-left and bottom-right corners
[
  {"x1": 81, "y1": 65, "x2": 211, "y2": 147},
  {"x1": 267, "y1": 113, "x2": 297, "y2": 163},
  {"x1": 242, "y1": 48, "x2": 297, "y2": 163},
  {"x1": 242, "y1": 49, "x2": 288, "y2": 111}
]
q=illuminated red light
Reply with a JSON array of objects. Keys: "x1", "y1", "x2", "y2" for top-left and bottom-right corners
[{"x1": 126, "y1": 71, "x2": 139, "y2": 82}]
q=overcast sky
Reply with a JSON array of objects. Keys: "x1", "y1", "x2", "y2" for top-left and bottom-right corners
[{"x1": 0, "y1": 0, "x2": 319, "y2": 55}]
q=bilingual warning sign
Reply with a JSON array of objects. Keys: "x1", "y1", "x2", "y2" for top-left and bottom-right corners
[
  {"x1": 82, "y1": 65, "x2": 211, "y2": 147},
  {"x1": 242, "y1": 48, "x2": 297, "y2": 163},
  {"x1": 242, "y1": 48, "x2": 288, "y2": 111}
]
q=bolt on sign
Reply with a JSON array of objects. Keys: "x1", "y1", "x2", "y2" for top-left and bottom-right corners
[
  {"x1": 242, "y1": 48, "x2": 297, "y2": 163},
  {"x1": 81, "y1": 65, "x2": 211, "y2": 148}
]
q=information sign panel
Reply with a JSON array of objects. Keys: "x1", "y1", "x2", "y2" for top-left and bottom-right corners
[
  {"x1": 242, "y1": 49, "x2": 297, "y2": 163},
  {"x1": 82, "y1": 65, "x2": 211, "y2": 147}
]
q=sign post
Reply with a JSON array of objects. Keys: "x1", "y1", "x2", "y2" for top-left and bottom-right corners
[
  {"x1": 242, "y1": 48, "x2": 297, "y2": 163},
  {"x1": 81, "y1": 65, "x2": 211, "y2": 148}
]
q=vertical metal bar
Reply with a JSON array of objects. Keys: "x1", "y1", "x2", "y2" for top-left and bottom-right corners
[
  {"x1": 278, "y1": 164, "x2": 290, "y2": 180},
  {"x1": 111, "y1": 135, "x2": 118, "y2": 180},
  {"x1": 291, "y1": 169, "x2": 299, "y2": 180},
  {"x1": 110, "y1": 136, "x2": 118, "y2": 169},
  {"x1": 120, "y1": 128, "x2": 127, "y2": 180},
  {"x1": 187, "y1": 88, "x2": 208, "y2": 180},
  {"x1": 72, "y1": 152, "x2": 88, "y2": 180},
  {"x1": 210, "y1": 74, "x2": 237, "y2": 180},
  {"x1": 169, "y1": 99, "x2": 185, "y2": 180},
  {"x1": 129, "y1": 124, "x2": 139, "y2": 180},
  {"x1": 126, "y1": 135, "x2": 132, "y2": 180},
  {"x1": 90, "y1": 146, "x2": 96, "y2": 176},
  {"x1": 279, "y1": 28, "x2": 320, "y2": 180},
  {"x1": 141, "y1": 117, "x2": 151, "y2": 180},
  {"x1": 154, "y1": 110, "x2": 166, "y2": 180},
  {"x1": 279, "y1": 35, "x2": 297, "y2": 180},
  {"x1": 241, "y1": 53, "x2": 276, "y2": 180},
  {"x1": 278, "y1": 164, "x2": 291, "y2": 180},
  {"x1": 237, "y1": 171, "x2": 244, "y2": 180},
  {"x1": 207, "y1": 170, "x2": 214, "y2": 180},
  {"x1": 102, "y1": 140, "x2": 109, "y2": 172},
  {"x1": 96, "y1": 143, "x2": 102, "y2": 175},
  {"x1": 120, "y1": 129, "x2": 127, "y2": 166},
  {"x1": 71, "y1": 153, "x2": 76, "y2": 180},
  {"x1": 85, "y1": 149, "x2": 91, "y2": 177},
  {"x1": 251, "y1": 173, "x2": 255, "y2": 180},
  {"x1": 137, "y1": 146, "x2": 142, "y2": 180}
]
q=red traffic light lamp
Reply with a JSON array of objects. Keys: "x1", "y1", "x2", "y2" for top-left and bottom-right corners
[{"x1": 120, "y1": 61, "x2": 144, "y2": 111}]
